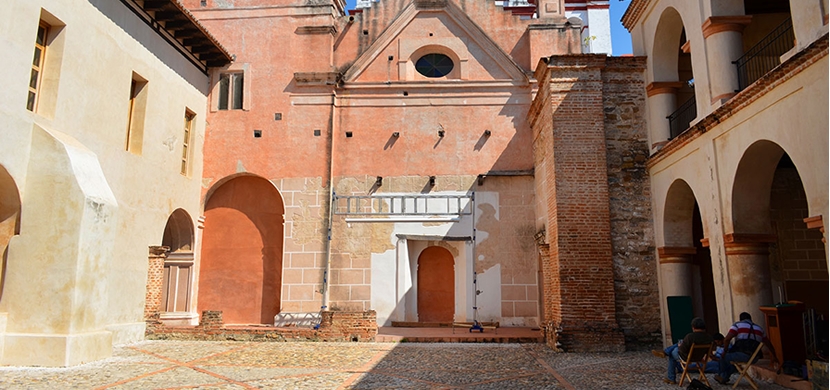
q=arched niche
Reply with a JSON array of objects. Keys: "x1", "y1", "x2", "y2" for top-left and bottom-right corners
[
  {"x1": 160, "y1": 209, "x2": 195, "y2": 315},
  {"x1": 198, "y1": 174, "x2": 285, "y2": 325},
  {"x1": 0, "y1": 165, "x2": 21, "y2": 301}
]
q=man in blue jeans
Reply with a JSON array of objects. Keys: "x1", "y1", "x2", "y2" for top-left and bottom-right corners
[
  {"x1": 715, "y1": 312, "x2": 779, "y2": 385},
  {"x1": 655, "y1": 332, "x2": 724, "y2": 374},
  {"x1": 658, "y1": 317, "x2": 713, "y2": 385}
]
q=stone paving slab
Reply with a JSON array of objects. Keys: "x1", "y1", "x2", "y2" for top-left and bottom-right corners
[{"x1": 0, "y1": 340, "x2": 792, "y2": 389}]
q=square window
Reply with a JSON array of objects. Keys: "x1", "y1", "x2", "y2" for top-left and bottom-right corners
[{"x1": 218, "y1": 72, "x2": 243, "y2": 110}]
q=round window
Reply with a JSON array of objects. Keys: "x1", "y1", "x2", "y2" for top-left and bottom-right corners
[{"x1": 415, "y1": 53, "x2": 454, "y2": 78}]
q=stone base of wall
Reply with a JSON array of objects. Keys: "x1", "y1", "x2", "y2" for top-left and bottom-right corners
[
  {"x1": 622, "y1": 331, "x2": 663, "y2": 350},
  {"x1": 543, "y1": 321, "x2": 625, "y2": 353},
  {"x1": 146, "y1": 310, "x2": 378, "y2": 342}
]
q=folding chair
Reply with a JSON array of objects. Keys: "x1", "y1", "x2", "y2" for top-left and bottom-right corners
[
  {"x1": 731, "y1": 343, "x2": 765, "y2": 390},
  {"x1": 678, "y1": 342, "x2": 713, "y2": 387}
]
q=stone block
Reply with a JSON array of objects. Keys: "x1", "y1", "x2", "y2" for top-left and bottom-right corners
[{"x1": 290, "y1": 252, "x2": 316, "y2": 268}]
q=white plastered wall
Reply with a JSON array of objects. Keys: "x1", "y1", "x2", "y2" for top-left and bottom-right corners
[
  {"x1": 0, "y1": 0, "x2": 210, "y2": 366},
  {"x1": 369, "y1": 190, "x2": 516, "y2": 326},
  {"x1": 649, "y1": 55, "x2": 829, "y2": 337}
]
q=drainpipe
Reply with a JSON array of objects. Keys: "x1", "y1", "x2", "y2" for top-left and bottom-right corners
[{"x1": 321, "y1": 90, "x2": 338, "y2": 312}]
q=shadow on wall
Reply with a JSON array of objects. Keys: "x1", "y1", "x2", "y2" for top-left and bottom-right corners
[
  {"x1": 0, "y1": 165, "x2": 21, "y2": 302},
  {"x1": 86, "y1": 0, "x2": 211, "y2": 94},
  {"x1": 199, "y1": 175, "x2": 285, "y2": 325}
]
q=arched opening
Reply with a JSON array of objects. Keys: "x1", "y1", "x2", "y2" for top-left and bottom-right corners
[
  {"x1": 0, "y1": 165, "x2": 21, "y2": 301},
  {"x1": 662, "y1": 180, "x2": 718, "y2": 334},
  {"x1": 417, "y1": 246, "x2": 455, "y2": 323},
  {"x1": 651, "y1": 7, "x2": 697, "y2": 139},
  {"x1": 160, "y1": 209, "x2": 195, "y2": 314},
  {"x1": 731, "y1": 141, "x2": 828, "y2": 355},
  {"x1": 198, "y1": 175, "x2": 284, "y2": 325},
  {"x1": 738, "y1": 1, "x2": 794, "y2": 90}
]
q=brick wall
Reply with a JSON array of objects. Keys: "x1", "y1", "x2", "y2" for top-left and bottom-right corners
[
  {"x1": 144, "y1": 246, "x2": 167, "y2": 321},
  {"x1": 770, "y1": 166, "x2": 828, "y2": 280},
  {"x1": 531, "y1": 54, "x2": 625, "y2": 352},
  {"x1": 602, "y1": 57, "x2": 661, "y2": 347}
]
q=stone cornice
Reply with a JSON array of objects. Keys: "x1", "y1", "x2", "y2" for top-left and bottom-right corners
[
  {"x1": 723, "y1": 233, "x2": 777, "y2": 244},
  {"x1": 295, "y1": 25, "x2": 337, "y2": 35},
  {"x1": 804, "y1": 215, "x2": 824, "y2": 229},
  {"x1": 645, "y1": 81, "x2": 685, "y2": 97},
  {"x1": 702, "y1": 16, "x2": 752, "y2": 38},
  {"x1": 657, "y1": 246, "x2": 697, "y2": 257},
  {"x1": 621, "y1": 0, "x2": 650, "y2": 31}
]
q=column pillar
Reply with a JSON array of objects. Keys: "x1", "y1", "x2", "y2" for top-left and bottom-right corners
[
  {"x1": 724, "y1": 233, "x2": 775, "y2": 323},
  {"x1": 702, "y1": 16, "x2": 752, "y2": 104},
  {"x1": 646, "y1": 82, "x2": 684, "y2": 151},
  {"x1": 657, "y1": 246, "x2": 696, "y2": 298},
  {"x1": 145, "y1": 246, "x2": 169, "y2": 322}
]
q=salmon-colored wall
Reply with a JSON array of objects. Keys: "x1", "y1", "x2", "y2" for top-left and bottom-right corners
[
  {"x1": 189, "y1": 0, "x2": 540, "y2": 188},
  {"x1": 356, "y1": 14, "x2": 512, "y2": 82},
  {"x1": 192, "y1": 10, "x2": 336, "y2": 189},
  {"x1": 198, "y1": 176, "x2": 284, "y2": 324},
  {"x1": 336, "y1": 103, "x2": 533, "y2": 175},
  {"x1": 417, "y1": 246, "x2": 455, "y2": 322}
]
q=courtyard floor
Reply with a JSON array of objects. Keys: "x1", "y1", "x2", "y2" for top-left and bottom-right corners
[{"x1": 0, "y1": 341, "x2": 792, "y2": 389}]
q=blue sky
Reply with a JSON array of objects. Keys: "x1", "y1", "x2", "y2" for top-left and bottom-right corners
[
  {"x1": 343, "y1": 0, "x2": 633, "y2": 55},
  {"x1": 610, "y1": 0, "x2": 633, "y2": 55}
]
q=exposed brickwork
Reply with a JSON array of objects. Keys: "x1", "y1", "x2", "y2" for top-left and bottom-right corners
[
  {"x1": 146, "y1": 310, "x2": 378, "y2": 342},
  {"x1": 602, "y1": 57, "x2": 661, "y2": 348},
  {"x1": 530, "y1": 54, "x2": 626, "y2": 352},
  {"x1": 199, "y1": 310, "x2": 224, "y2": 329},
  {"x1": 769, "y1": 167, "x2": 828, "y2": 281},
  {"x1": 144, "y1": 246, "x2": 168, "y2": 321}
]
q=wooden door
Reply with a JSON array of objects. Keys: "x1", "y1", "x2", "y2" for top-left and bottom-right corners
[{"x1": 417, "y1": 246, "x2": 455, "y2": 322}]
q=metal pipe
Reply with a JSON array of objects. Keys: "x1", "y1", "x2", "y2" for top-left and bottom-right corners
[{"x1": 321, "y1": 91, "x2": 338, "y2": 312}]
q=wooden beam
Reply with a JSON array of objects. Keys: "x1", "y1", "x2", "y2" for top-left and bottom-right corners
[
  {"x1": 164, "y1": 20, "x2": 188, "y2": 30},
  {"x1": 190, "y1": 45, "x2": 214, "y2": 53},
  {"x1": 174, "y1": 28, "x2": 199, "y2": 38},
  {"x1": 142, "y1": 0, "x2": 170, "y2": 11},
  {"x1": 153, "y1": 11, "x2": 180, "y2": 22}
]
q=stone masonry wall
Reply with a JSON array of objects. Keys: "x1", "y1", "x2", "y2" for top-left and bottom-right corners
[
  {"x1": 602, "y1": 57, "x2": 661, "y2": 347},
  {"x1": 147, "y1": 310, "x2": 378, "y2": 342}
]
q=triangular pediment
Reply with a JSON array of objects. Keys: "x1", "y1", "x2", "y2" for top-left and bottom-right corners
[{"x1": 343, "y1": 1, "x2": 528, "y2": 84}]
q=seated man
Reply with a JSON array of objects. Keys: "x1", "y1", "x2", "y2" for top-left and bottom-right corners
[
  {"x1": 715, "y1": 312, "x2": 779, "y2": 385},
  {"x1": 654, "y1": 332, "x2": 724, "y2": 373},
  {"x1": 661, "y1": 317, "x2": 713, "y2": 385}
]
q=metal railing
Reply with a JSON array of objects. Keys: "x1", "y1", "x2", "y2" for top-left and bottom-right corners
[
  {"x1": 734, "y1": 18, "x2": 794, "y2": 91},
  {"x1": 667, "y1": 95, "x2": 697, "y2": 138},
  {"x1": 333, "y1": 193, "x2": 473, "y2": 216}
]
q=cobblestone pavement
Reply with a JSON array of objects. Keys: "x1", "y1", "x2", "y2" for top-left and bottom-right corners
[{"x1": 0, "y1": 341, "x2": 791, "y2": 389}]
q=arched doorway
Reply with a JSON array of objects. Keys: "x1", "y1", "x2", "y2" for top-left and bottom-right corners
[
  {"x1": 662, "y1": 180, "x2": 718, "y2": 336},
  {"x1": 0, "y1": 165, "x2": 21, "y2": 301},
  {"x1": 198, "y1": 175, "x2": 284, "y2": 325},
  {"x1": 417, "y1": 246, "x2": 454, "y2": 323},
  {"x1": 730, "y1": 141, "x2": 828, "y2": 323},
  {"x1": 160, "y1": 209, "x2": 194, "y2": 314}
]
